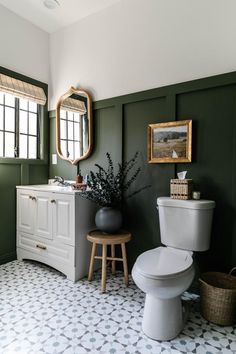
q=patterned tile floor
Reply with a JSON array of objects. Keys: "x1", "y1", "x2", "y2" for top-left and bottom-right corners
[{"x1": 0, "y1": 261, "x2": 235, "y2": 354}]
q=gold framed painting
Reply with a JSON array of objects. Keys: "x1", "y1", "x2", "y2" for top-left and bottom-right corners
[{"x1": 148, "y1": 120, "x2": 192, "y2": 163}]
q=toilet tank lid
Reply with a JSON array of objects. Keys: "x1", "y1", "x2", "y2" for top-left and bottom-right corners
[{"x1": 157, "y1": 197, "x2": 215, "y2": 210}]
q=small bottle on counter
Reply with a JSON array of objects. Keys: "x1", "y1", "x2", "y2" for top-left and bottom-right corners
[{"x1": 76, "y1": 174, "x2": 83, "y2": 184}]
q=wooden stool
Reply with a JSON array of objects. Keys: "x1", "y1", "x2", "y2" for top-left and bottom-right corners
[{"x1": 87, "y1": 229, "x2": 131, "y2": 293}]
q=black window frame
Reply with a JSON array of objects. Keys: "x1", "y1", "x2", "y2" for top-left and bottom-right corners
[{"x1": 0, "y1": 93, "x2": 40, "y2": 159}]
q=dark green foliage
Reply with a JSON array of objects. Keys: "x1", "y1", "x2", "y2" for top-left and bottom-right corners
[{"x1": 79, "y1": 152, "x2": 149, "y2": 208}]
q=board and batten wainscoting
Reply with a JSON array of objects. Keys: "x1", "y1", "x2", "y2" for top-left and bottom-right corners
[
  {"x1": 50, "y1": 71, "x2": 236, "y2": 275},
  {"x1": 1, "y1": 71, "x2": 236, "y2": 276}
]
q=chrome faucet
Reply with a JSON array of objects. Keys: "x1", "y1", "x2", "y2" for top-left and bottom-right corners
[
  {"x1": 54, "y1": 176, "x2": 65, "y2": 185},
  {"x1": 53, "y1": 176, "x2": 72, "y2": 187}
]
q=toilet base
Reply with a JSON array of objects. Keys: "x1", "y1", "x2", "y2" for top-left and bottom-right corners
[{"x1": 142, "y1": 295, "x2": 185, "y2": 341}]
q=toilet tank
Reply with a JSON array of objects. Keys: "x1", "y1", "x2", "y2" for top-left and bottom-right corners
[{"x1": 157, "y1": 197, "x2": 215, "y2": 252}]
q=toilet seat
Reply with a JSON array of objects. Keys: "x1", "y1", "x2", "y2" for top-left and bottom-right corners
[{"x1": 135, "y1": 246, "x2": 193, "y2": 280}]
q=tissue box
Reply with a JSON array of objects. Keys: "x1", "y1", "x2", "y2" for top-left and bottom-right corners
[{"x1": 170, "y1": 179, "x2": 193, "y2": 200}]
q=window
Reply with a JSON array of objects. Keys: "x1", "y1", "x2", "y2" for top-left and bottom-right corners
[
  {"x1": 0, "y1": 72, "x2": 47, "y2": 160},
  {"x1": 0, "y1": 92, "x2": 39, "y2": 158}
]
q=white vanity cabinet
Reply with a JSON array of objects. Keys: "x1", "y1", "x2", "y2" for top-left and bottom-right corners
[{"x1": 16, "y1": 185, "x2": 96, "y2": 281}]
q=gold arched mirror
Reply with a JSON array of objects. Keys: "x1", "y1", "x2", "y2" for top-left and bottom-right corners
[{"x1": 56, "y1": 86, "x2": 93, "y2": 165}]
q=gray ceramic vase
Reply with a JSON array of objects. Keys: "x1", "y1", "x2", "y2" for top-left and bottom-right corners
[{"x1": 95, "y1": 207, "x2": 122, "y2": 233}]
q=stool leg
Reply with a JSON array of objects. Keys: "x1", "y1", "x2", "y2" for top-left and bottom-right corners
[
  {"x1": 88, "y1": 242, "x2": 96, "y2": 281},
  {"x1": 101, "y1": 244, "x2": 107, "y2": 293},
  {"x1": 111, "y1": 244, "x2": 116, "y2": 275},
  {"x1": 121, "y1": 243, "x2": 129, "y2": 286}
]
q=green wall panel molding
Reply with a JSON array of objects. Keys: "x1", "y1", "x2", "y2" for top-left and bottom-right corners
[
  {"x1": 49, "y1": 71, "x2": 236, "y2": 273},
  {"x1": 123, "y1": 96, "x2": 174, "y2": 267},
  {"x1": 176, "y1": 86, "x2": 236, "y2": 271}
]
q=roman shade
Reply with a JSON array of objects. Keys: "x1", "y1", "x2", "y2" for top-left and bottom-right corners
[
  {"x1": 61, "y1": 97, "x2": 87, "y2": 114},
  {"x1": 0, "y1": 73, "x2": 47, "y2": 105}
]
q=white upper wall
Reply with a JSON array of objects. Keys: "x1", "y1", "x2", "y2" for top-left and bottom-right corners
[
  {"x1": 0, "y1": 4, "x2": 49, "y2": 84},
  {"x1": 49, "y1": 0, "x2": 236, "y2": 109}
]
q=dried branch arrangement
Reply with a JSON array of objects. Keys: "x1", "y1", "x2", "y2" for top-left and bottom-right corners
[{"x1": 79, "y1": 152, "x2": 149, "y2": 208}]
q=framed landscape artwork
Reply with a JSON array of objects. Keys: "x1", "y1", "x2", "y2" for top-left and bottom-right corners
[{"x1": 148, "y1": 120, "x2": 192, "y2": 163}]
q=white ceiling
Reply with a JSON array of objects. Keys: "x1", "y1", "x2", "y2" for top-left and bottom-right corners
[{"x1": 0, "y1": 0, "x2": 122, "y2": 33}]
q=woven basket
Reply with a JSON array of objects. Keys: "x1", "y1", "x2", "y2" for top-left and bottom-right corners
[{"x1": 199, "y1": 268, "x2": 236, "y2": 326}]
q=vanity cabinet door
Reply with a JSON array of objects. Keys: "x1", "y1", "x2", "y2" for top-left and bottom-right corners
[
  {"x1": 34, "y1": 191, "x2": 53, "y2": 240},
  {"x1": 52, "y1": 194, "x2": 75, "y2": 246},
  {"x1": 17, "y1": 190, "x2": 34, "y2": 234}
]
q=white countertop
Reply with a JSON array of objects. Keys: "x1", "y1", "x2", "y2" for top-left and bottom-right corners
[{"x1": 16, "y1": 184, "x2": 81, "y2": 194}]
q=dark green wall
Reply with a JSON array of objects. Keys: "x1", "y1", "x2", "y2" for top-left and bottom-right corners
[
  {"x1": 0, "y1": 67, "x2": 48, "y2": 265},
  {"x1": 4, "y1": 68, "x2": 235, "y2": 272},
  {"x1": 50, "y1": 72, "x2": 236, "y2": 274}
]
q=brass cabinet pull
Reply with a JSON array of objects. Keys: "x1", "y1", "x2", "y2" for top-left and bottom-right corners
[
  {"x1": 51, "y1": 199, "x2": 56, "y2": 203},
  {"x1": 36, "y1": 244, "x2": 47, "y2": 250},
  {"x1": 30, "y1": 196, "x2": 36, "y2": 201}
]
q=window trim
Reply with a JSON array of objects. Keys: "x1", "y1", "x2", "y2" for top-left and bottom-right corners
[{"x1": 0, "y1": 66, "x2": 48, "y2": 165}]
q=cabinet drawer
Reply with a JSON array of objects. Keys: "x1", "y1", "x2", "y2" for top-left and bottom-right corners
[{"x1": 17, "y1": 232, "x2": 75, "y2": 266}]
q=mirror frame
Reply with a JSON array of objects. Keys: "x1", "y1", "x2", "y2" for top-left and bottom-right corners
[{"x1": 56, "y1": 86, "x2": 93, "y2": 165}]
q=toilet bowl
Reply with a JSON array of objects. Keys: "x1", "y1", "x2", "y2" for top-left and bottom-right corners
[
  {"x1": 132, "y1": 247, "x2": 195, "y2": 340},
  {"x1": 132, "y1": 197, "x2": 215, "y2": 341}
]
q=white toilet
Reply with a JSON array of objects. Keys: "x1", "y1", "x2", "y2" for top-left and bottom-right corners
[{"x1": 132, "y1": 197, "x2": 215, "y2": 341}]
